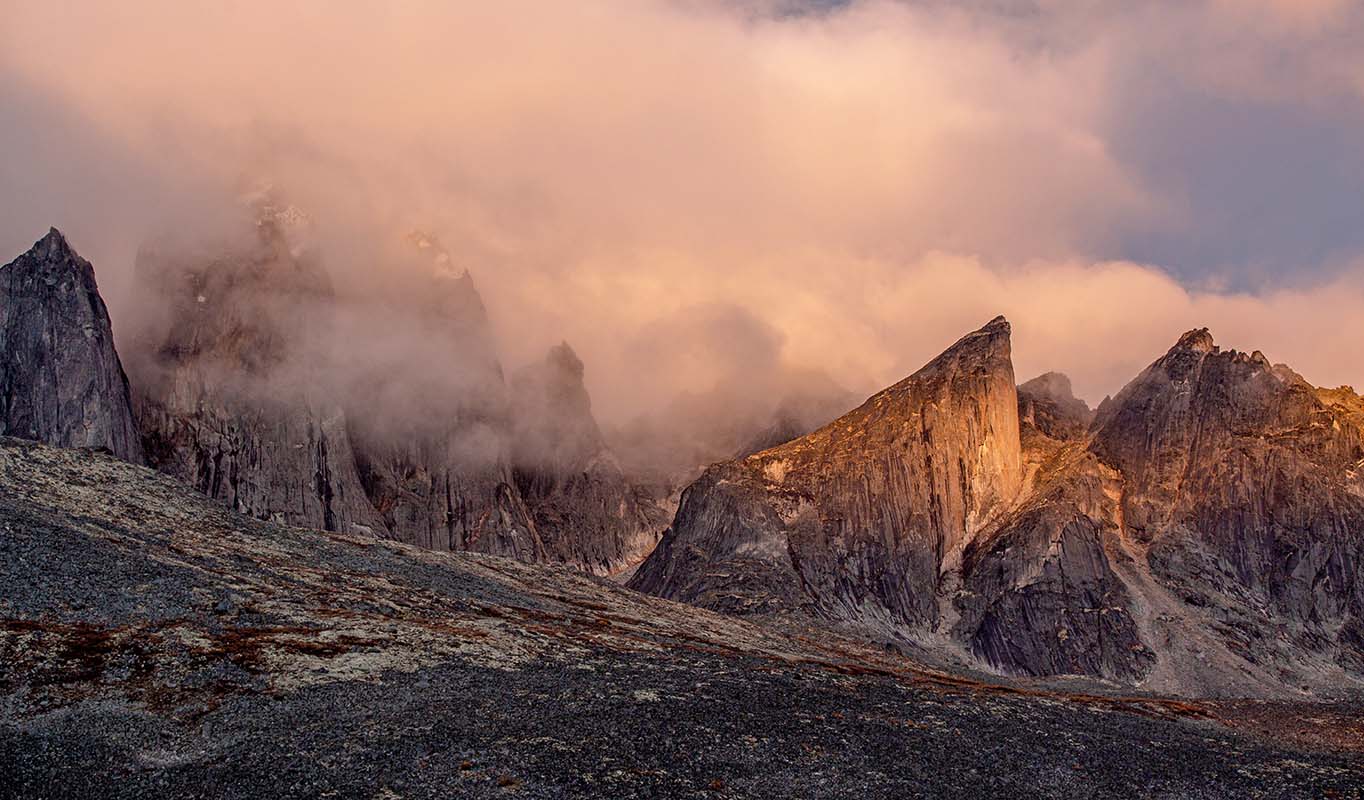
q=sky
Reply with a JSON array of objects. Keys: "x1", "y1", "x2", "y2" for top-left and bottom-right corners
[{"x1": 2, "y1": 0, "x2": 1363, "y2": 419}]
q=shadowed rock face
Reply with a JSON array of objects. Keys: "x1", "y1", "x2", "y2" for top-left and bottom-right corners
[
  {"x1": 632, "y1": 316, "x2": 1024, "y2": 627},
  {"x1": 0, "y1": 230, "x2": 143, "y2": 463},
  {"x1": 1088, "y1": 330, "x2": 1364, "y2": 685},
  {"x1": 954, "y1": 371, "x2": 1149, "y2": 681},
  {"x1": 956, "y1": 444, "x2": 1155, "y2": 681},
  {"x1": 1017, "y1": 372, "x2": 1092, "y2": 442},
  {"x1": 946, "y1": 330, "x2": 1364, "y2": 690},
  {"x1": 128, "y1": 212, "x2": 386, "y2": 537},
  {"x1": 130, "y1": 221, "x2": 542, "y2": 560},
  {"x1": 510, "y1": 343, "x2": 666, "y2": 575}
]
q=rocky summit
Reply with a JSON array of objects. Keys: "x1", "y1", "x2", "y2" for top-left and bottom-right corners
[
  {"x1": 0, "y1": 229, "x2": 143, "y2": 463},
  {"x1": 3, "y1": 436, "x2": 1363, "y2": 799}
]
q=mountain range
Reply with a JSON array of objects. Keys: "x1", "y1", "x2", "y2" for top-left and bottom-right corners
[{"x1": 3, "y1": 224, "x2": 1363, "y2": 795}]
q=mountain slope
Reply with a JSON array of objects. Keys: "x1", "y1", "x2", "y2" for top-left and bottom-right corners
[
  {"x1": 1085, "y1": 330, "x2": 1364, "y2": 693},
  {"x1": 633, "y1": 319, "x2": 1364, "y2": 696},
  {"x1": 2, "y1": 436, "x2": 1361, "y2": 798}
]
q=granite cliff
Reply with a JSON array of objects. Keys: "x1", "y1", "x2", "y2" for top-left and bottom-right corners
[
  {"x1": 631, "y1": 317, "x2": 1024, "y2": 626},
  {"x1": 0, "y1": 229, "x2": 142, "y2": 463},
  {"x1": 128, "y1": 207, "x2": 386, "y2": 537},
  {"x1": 338, "y1": 232, "x2": 540, "y2": 560}
]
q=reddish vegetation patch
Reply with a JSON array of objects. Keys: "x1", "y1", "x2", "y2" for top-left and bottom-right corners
[{"x1": 1208, "y1": 700, "x2": 1364, "y2": 754}]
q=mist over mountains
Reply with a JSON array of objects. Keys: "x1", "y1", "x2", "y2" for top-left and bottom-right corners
[
  {"x1": 5, "y1": 1, "x2": 1364, "y2": 426},
  {"x1": 4, "y1": 2, "x2": 1364, "y2": 796},
  {"x1": 4, "y1": 198, "x2": 1364, "y2": 796}
]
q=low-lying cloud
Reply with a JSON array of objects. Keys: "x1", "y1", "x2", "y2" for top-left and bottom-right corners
[{"x1": 2, "y1": 0, "x2": 1361, "y2": 423}]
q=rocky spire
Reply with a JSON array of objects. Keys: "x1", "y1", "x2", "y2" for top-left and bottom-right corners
[
  {"x1": 0, "y1": 229, "x2": 143, "y2": 462},
  {"x1": 631, "y1": 316, "x2": 1023, "y2": 625},
  {"x1": 1079, "y1": 327, "x2": 1364, "y2": 689},
  {"x1": 509, "y1": 342, "x2": 665, "y2": 575}
]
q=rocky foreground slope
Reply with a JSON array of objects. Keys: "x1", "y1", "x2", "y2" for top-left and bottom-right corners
[
  {"x1": 634, "y1": 318, "x2": 1364, "y2": 697},
  {"x1": 3, "y1": 437, "x2": 1363, "y2": 799}
]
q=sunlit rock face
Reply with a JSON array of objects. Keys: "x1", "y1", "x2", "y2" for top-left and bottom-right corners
[
  {"x1": 0, "y1": 229, "x2": 143, "y2": 463},
  {"x1": 510, "y1": 342, "x2": 667, "y2": 575},
  {"x1": 950, "y1": 368, "x2": 1153, "y2": 681},
  {"x1": 127, "y1": 211, "x2": 386, "y2": 537},
  {"x1": 340, "y1": 233, "x2": 542, "y2": 561},
  {"x1": 632, "y1": 316, "x2": 1025, "y2": 626}
]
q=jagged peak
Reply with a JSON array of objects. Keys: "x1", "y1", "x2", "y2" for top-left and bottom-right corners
[
  {"x1": 37, "y1": 227, "x2": 72, "y2": 255},
  {"x1": 976, "y1": 315, "x2": 1010, "y2": 337},
  {"x1": 1171, "y1": 327, "x2": 1216, "y2": 354},
  {"x1": 13, "y1": 227, "x2": 76, "y2": 263},
  {"x1": 4, "y1": 228, "x2": 94, "y2": 285},
  {"x1": 915, "y1": 315, "x2": 1012, "y2": 375},
  {"x1": 781, "y1": 315, "x2": 1017, "y2": 454},
  {"x1": 405, "y1": 229, "x2": 468, "y2": 281},
  {"x1": 545, "y1": 340, "x2": 585, "y2": 381},
  {"x1": 941, "y1": 315, "x2": 1010, "y2": 351}
]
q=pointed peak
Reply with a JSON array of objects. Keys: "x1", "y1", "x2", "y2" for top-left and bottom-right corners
[
  {"x1": 35, "y1": 227, "x2": 75, "y2": 259},
  {"x1": 1172, "y1": 327, "x2": 1216, "y2": 354},
  {"x1": 939, "y1": 315, "x2": 1011, "y2": 353},
  {"x1": 982, "y1": 315, "x2": 1009, "y2": 334},
  {"x1": 5, "y1": 228, "x2": 90, "y2": 281},
  {"x1": 546, "y1": 341, "x2": 585, "y2": 380},
  {"x1": 950, "y1": 315, "x2": 1011, "y2": 350},
  {"x1": 893, "y1": 315, "x2": 1013, "y2": 394}
]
